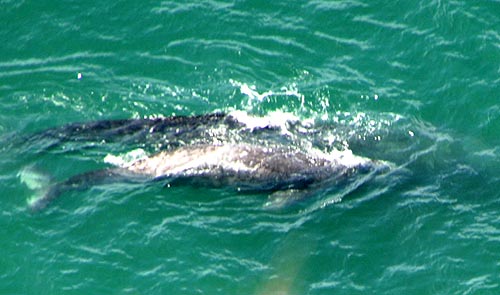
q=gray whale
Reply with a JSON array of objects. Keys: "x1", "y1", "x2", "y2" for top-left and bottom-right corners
[{"x1": 19, "y1": 113, "x2": 386, "y2": 211}]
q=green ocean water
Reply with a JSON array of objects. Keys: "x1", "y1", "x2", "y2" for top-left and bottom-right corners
[{"x1": 1, "y1": 0, "x2": 499, "y2": 294}]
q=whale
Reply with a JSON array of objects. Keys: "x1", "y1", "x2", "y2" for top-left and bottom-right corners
[{"x1": 18, "y1": 113, "x2": 387, "y2": 211}]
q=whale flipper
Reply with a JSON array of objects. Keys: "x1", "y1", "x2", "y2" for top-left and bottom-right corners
[{"x1": 263, "y1": 189, "x2": 314, "y2": 209}]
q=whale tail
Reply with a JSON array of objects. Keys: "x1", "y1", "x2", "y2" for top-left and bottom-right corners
[
  {"x1": 19, "y1": 166, "x2": 148, "y2": 212},
  {"x1": 18, "y1": 166, "x2": 58, "y2": 212},
  {"x1": 18, "y1": 167, "x2": 115, "y2": 212}
]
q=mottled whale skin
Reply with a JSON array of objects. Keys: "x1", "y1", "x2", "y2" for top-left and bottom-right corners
[
  {"x1": 20, "y1": 113, "x2": 383, "y2": 212},
  {"x1": 125, "y1": 144, "x2": 368, "y2": 189}
]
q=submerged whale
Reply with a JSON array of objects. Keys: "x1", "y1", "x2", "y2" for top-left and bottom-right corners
[{"x1": 19, "y1": 113, "x2": 387, "y2": 211}]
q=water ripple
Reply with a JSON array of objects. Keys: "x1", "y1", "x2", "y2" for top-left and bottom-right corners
[{"x1": 353, "y1": 15, "x2": 407, "y2": 30}]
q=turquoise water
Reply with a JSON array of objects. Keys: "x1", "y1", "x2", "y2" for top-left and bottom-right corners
[{"x1": 1, "y1": 0, "x2": 499, "y2": 294}]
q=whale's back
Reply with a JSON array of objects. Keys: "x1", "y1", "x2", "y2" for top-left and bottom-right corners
[{"x1": 126, "y1": 144, "x2": 372, "y2": 191}]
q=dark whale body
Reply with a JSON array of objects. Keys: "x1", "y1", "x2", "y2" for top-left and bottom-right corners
[{"x1": 20, "y1": 113, "x2": 386, "y2": 212}]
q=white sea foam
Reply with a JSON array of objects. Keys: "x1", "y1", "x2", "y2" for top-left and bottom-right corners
[
  {"x1": 104, "y1": 148, "x2": 148, "y2": 168},
  {"x1": 228, "y1": 109, "x2": 300, "y2": 135}
]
